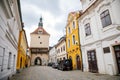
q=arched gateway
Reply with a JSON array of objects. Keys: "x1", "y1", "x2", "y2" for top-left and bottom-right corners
[
  {"x1": 34, "y1": 57, "x2": 42, "y2": 65},
  {"x1": 30, "y1": 17, "x2": 50, "y2": 66}
]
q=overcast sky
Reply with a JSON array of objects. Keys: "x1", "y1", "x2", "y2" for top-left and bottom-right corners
[{"x1": 20, "y1": 0, "x2": 82, "y2": 47}]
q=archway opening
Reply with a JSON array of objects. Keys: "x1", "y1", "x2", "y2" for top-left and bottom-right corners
[{"x1": 34, "y1": 57, "x2": 42, "y2": 65}]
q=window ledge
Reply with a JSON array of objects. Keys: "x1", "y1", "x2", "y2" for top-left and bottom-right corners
[
  {"x1": 101, "y1": 24, "x2": 115, "y2": 32},
  {"x1": 85, "y1": 35, "x2": 93, "y2": 40}
]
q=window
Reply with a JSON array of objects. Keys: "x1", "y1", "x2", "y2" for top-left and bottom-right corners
[
  {"x1": 38, "y1": 36, "x2": 40, "y2": 38},
  {"x1": 68, "y1": 39, "x2": 70, "y2": 48},
  {"x1": 100, "y1": 10, "x2": 112, "y2": 28},
  {"x1": 40, "y1": 42, "x2": 42, "y2": 44},
  {"x1": 57, "y1": 49, "x2": 60, "y2": 53},
  {"x1": 85, "y1": 23, "x2": 91, "y2": 36},
  {"x1": 103, "y1": 47, "x2": 110, "y2": 53},
  {"x1": 63, "y1": 45, "x2": 65, "y2": 51},
  {"x1": 63, "y1": 57, "x2": 65, "y2": 60},
  {"x1": 72, "y1": 35, "x2": 75, "y2": 45},
  {"x1": 13, "y1": 55, "x2": 16, "y2": 71},
  {"x1": 38, "y1": 29, "x2": 43, "y2": 34},
  {"x1": 0, "y1": 47, "x2": 5, "y2": 71},
  {"x1": 8, "y1": 52, "x2": 12, "y2": 69},
  {"x1": 72, "y1": 21, "x2": 75, "y2": 29},
  {"x1": 61, "y1": 47, "x2": 62, "y2": 52},
  {"x1": 68, "y1": 27, "x2": 71, "y2": 34}
]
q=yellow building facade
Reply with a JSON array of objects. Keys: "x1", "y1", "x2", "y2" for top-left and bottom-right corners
[
  {"x1": 66, "y1": 12, "x2": 82, "y2": 70},
  {"x1": 16, "y1": 29, "x2": 28, "y2": 71}
]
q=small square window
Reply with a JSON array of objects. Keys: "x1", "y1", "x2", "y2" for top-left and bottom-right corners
[
  {"x1": 38, "y1": 36, "x2": 40, "y2": 38},
  {"x1": 40, "y1": 42, "x2": 42, "y2": 44}
]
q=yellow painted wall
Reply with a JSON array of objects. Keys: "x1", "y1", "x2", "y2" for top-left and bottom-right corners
[
  {"x1": 17, "y1": 30, "x2": 28, "y2": 70},
  {"x1": 66, "y1": 12, "x2": 82, "y2": 70}
]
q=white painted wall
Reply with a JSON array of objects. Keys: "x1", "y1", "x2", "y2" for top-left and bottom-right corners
[
  {"x1": 56, "y1": 39, "x2": 67, "y2": 61},
  {"x1": 79, "y1": 0, "x2": 120, "y2": 75},
  {"x1": 49, "y1": 46, "x2": 57, "y2": 63},
  {"x1": 0, "y1": 0, "x2": 22, "y2": 79}
]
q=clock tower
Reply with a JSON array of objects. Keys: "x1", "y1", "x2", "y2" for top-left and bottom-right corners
[{"x1": 30, "y1": 17, "x2": 50, "y2": 66}]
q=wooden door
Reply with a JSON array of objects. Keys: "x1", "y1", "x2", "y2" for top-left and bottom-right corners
[
  {"x1": 114, "y1": 45, "x2": 120, "y2": 73},
  {"x1": 76, "y1": 55, "x2": 81, "y2": 70},
  {"x1": 87, "y1": 50, "x2": 98, "y2": 73}
]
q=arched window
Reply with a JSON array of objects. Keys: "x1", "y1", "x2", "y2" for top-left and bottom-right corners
[
  {"x1": 72, "y1": 21, "x2": 75, "y2": 29},
  {"x1": 72, "y1": 35, "x2": 75, "y2": 45}
]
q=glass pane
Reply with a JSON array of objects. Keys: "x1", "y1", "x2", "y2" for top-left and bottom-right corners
[
  {"x1": 105, "y1": 10, "x2": 109, "y2": 16},
  {"x1": 102, "y1": 18, "x2": 106, "y2": 27},
  {"x1": 105, "y1": 15, "x2": 111, "y2": 26}
]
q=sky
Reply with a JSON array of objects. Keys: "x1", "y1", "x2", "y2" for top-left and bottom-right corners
[{"x1": 20, "y1": 0, "x2": 82, "y2": 47}]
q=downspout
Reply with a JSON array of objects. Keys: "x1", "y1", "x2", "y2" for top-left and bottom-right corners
[{"x1": 77, "y1": 13, "x2": 83, "y2": 72}]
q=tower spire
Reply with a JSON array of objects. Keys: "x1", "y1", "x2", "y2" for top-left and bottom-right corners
[{"x1": 38, "y1": 17, "x2": 43, "y2": 27}]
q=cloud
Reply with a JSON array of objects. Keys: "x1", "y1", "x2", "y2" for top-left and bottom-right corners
[{"x1": 20, "y1": 0, "x2": 82, "y2": 46}]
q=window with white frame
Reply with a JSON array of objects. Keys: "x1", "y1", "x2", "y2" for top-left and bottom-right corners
[
  {"x1": 63, "y1": 45, "x2": 65, "y2": 51},
  {"x1": 72, "y1": 21, "x2": 75, "y2": 29},
  {"x1": 72, "y1": 35, "x2": 75, "y2": 45},
  {"x1": 100, "y1": 9, "x2": 112, "y2": 28},
  {"x1": 0, "y1": 46, "x2": 5, "y2": 71},
  {"x1": 84, "y1": 23, "x2": 91, "y2": 36},
  {"x1": 8, "y1": 52, "x2": 12, "y2": 69}
]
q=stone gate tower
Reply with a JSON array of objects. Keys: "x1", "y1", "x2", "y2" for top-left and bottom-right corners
[{"x1": 30, "y1": 17, "x2": 50, "y2": 66}]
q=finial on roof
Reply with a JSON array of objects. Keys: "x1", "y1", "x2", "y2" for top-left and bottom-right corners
[{"x1": 38, "y1": 17, "x2": 43, "y2": 27}]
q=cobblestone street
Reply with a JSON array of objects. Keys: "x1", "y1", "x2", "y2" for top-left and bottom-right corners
[{"x1": 11, "y1": 66, "x2": 120, "y2": 80}]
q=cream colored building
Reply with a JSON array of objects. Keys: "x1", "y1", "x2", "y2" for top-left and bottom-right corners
[
  {"x1": 56, "y1": 35, "x2": 67, "y2": 62},
  {"x1": 30, "y1": 17, "x2": 50, "y2": 66}
]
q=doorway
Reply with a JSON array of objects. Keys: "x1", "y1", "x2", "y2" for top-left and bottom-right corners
[
  {"x1": 113, "y1": 45, "x2": 120, "y2": 74},
  {"x1": 34, "y1": 57, "x2": 42, "y2": 65},
  {"x1": 87, "y1": 50, "x2": 98, "y2": 73},
  {"x1": 76, "y1": 55, "x2": 81, "y2": 70}
]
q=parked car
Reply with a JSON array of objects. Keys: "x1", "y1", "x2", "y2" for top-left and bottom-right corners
[
  {"x1": 58, "y1": 59, "x2": 72, "y2": 71},
  {"x1": 47, "y1": 62, "x2": 54, "y2": 66},
  {"x1": 52, "y1": 63, "x2": 58, "y2": 69}
]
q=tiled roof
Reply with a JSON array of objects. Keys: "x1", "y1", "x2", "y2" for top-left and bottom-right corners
[{"x1": 30, "y1": 27, "x2": 50, "y2": 35}]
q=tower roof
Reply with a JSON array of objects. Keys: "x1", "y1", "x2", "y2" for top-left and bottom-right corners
[
  {"x1": 38, "y1": 17, "x2": 43, "y2": 27},
  {"x1": 30, "y1": 27, "x2": 50, "y2": 35},
  {"x1": 30, "y1": 17, "x2": 50, "y2": 35}
]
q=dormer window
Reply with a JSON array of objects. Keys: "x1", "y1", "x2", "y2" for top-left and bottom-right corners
[{"x1": 38, "y1": 29, "x2": 43, "y2": 34}]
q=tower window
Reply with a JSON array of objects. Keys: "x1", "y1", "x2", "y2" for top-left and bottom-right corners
[
  {"x1": 38, "y1": 36, "x2": 40, "y2": 38},
  {"x1": 40, "y1": 42, "x2": 42, "y2": 44}
]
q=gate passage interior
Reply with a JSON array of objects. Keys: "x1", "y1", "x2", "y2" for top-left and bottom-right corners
[{"x1": 34, "y1": 57, "x2": 42, "y2": 65}]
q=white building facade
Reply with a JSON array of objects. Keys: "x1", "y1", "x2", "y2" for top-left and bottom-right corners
[
  {"x1": 0, "y1": 0, "x2": 23, "y2": 79},
  {"x1": 49, "y1": 46, "x2": 57, "y2": 63},
  {"x1": 56, "y1": 36, "x2": 67, "y2": 62},
  {"x1": 79, "y1": 0, "x2": 120, "y2": 75}
]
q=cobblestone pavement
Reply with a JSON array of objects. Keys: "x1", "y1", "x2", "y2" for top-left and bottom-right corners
[{"x1": 11, "y1": 66, "x2": 120, "y2": 80}]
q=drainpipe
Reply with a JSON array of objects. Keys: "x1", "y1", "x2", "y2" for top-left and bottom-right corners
[{"x1": 77, "y1": 14, "x2": 83, "y2": 72}]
